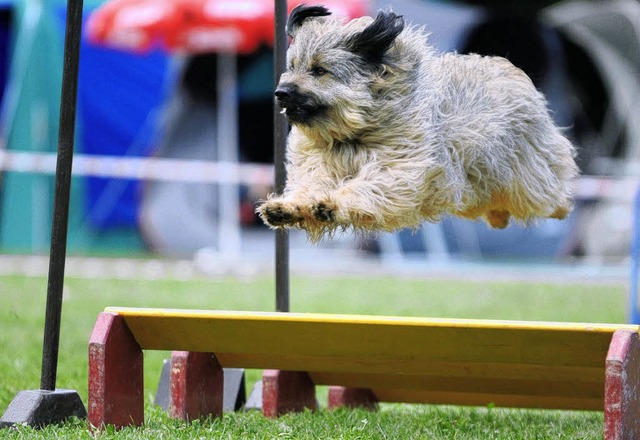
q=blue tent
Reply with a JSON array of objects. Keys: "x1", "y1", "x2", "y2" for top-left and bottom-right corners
[{"x1": 0, "y1": 0, "x2": 171, "y2": 251}]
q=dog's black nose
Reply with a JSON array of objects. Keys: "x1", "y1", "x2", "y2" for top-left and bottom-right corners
[
  {"x1": 274, "y1": 84, "x2": 295, "y2": 100},
  {"x1": 274, "y1": 89, "x2": 289, "y2": 99}
]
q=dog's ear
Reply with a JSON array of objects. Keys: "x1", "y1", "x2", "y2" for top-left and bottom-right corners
[
  {"x1": 346, "y1": 10, "x2": 404, "y2": 64},
  {"x1": 287, "y1": 4, "x2": 332, "y2": 38}
]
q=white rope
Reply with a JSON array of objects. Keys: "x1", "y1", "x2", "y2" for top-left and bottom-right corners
[
  {"x1": 0, "y1": 150, "x2": 274, "y2": 186},
  {"x1": 575, "y1": 175, "x2": 639, "y2": 202},
  {"x1": 0, "y1": 149, "x2": 638, "y2": 200}
]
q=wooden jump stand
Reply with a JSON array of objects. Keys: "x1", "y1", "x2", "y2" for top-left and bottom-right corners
[{"x1": 88, "y1": 307, "x2": 640, "y2": 439}]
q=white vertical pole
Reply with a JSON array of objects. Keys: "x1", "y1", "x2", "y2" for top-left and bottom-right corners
[{"x1": 216, "y1": 53, "x2": 241, "y2": 260}]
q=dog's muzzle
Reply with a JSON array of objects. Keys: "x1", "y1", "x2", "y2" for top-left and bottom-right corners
[{"x1": 275, "y1": 83, "x2": 327, "y2": 124}]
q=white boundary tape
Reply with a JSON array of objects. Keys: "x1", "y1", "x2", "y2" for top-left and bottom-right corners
[
  {"x1": 0, "y1": 149, "x2": 637, "y2": 200},
  {"x1": 575, "y1": 176, "x2": 639, "y2": 202},
  {"x1": 0, "y1": 150, "x2": 275, "y2": 186}
]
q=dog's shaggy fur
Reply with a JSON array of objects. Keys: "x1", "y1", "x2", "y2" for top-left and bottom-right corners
[{"x1": 258, "y1": 5, "x2": 579, "y2": 242}]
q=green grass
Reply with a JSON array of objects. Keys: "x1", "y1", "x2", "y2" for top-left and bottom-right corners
[{"x1": 0, "y1": 273, "x2": 627, "y2": 438}]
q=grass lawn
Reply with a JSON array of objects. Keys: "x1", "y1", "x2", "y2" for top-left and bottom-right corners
[{"x1": 0, "y1": 272, "x2": 627, "y2": 438}]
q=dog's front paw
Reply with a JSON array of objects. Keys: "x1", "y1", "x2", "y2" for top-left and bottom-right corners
[
  {"x1": 312, "y1": 202, "x2": 337, "y2": 223},
  {"x1": 258, "y1": 201, "x2": 303, "y2": 228}
]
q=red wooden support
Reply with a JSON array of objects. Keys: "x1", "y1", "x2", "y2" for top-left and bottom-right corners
[
  {"x1": 327, "y1": 386, "x2": 378, "y2": 410},
  {"x1": 88, "y1": 312, "x2": 143, "y2": 429},
  {"x1": 262, "y1": 370, "x2": 316, "y2": 417},
  {"x1": 605, "y1": 329, "x2": 640, "y2": 440},
  {"x1": 169, "y1": 351, "x2": 224, "y2": 421}
]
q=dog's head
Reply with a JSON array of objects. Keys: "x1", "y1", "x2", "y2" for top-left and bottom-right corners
[{"x1": 275, "y1": 5, "x2": 405, "y2": 141}]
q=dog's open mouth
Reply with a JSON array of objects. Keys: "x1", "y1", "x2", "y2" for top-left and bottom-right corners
[
  {"x1": 275, "y1": 87, "x2": 327, "y2": 124},
  {"x1": 279, "y1": 103, "x2": 327, "y2": 124}
]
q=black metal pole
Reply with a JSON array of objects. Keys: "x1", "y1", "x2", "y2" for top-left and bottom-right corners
[
  {"x1": 40, "y1": 0, "x2": 84, "y2": 391},
  {"x1": 274, "y1": 0, "x2": 289, "y2": 313}
]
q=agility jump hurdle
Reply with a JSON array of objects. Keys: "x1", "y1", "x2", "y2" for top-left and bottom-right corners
[{"x1": 89, "y1": 307, "x2": 640, "y2": 439}]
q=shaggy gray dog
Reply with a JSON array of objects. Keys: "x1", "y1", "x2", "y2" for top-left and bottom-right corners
[{"x1": 258, "y1": 5, "x2": 578, "y2": 242}]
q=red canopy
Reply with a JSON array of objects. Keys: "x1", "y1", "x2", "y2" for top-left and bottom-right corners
[{"x1": 86, "y1": 0, "x2": 371, "y2": 54}]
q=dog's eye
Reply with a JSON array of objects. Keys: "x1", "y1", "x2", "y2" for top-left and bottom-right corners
[{"x1": 310, "y1": 66, "x2": 328, "y2": 77}]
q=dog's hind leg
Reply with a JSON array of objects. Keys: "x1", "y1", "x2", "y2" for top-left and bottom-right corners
[
  {"x1": 484, "y1": 209, "x2": 510, "y2": 229},
  {"x1": 549, "y1": 205, "x2": 569, "y2": 220}
]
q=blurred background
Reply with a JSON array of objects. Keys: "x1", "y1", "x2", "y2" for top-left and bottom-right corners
[{"x1": 0, "y1": 0, "x2": 638, "y2": 278}]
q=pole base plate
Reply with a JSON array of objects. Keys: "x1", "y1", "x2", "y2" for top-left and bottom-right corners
[{"x1": 0, "y1": 389, "x2": 86, "y2": 428}]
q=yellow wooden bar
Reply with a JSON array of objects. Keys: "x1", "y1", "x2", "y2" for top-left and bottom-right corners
[
  {"x1": 103, "y1": 307, "x2": 640, "y2": 410},
  {"x1": 106, "y1": 307, "x2": 638, "y2": 366},
  {"x1": 371, "y1": 389, "x2": 605, "y2": 411}
]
